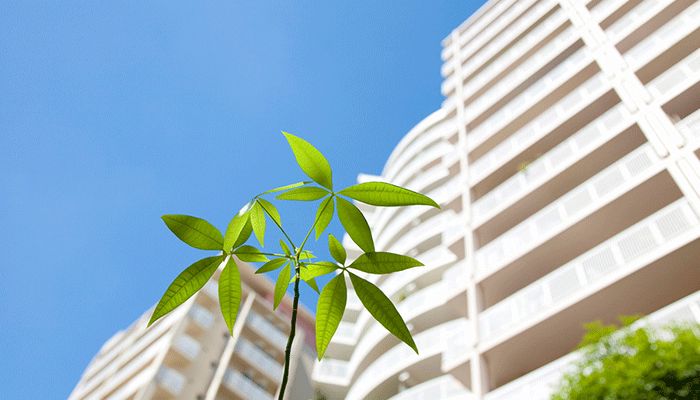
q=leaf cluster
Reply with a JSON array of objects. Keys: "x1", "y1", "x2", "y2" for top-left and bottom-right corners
[
  {"x1": 552, "y1": 316, "x2": 700, "y2": 400},
  {"x1": 148, "y1": 132, "x2": 441, "y2": 375}
]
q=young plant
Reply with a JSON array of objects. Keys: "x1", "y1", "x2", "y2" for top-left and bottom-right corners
[{"x1": 148, "y1": 132, "x2": 440, "y2": 399}]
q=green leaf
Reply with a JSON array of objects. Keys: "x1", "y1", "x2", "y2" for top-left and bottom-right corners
[
  {"x1": 328, "y1": 234, "x2": 346, "y2": 265},
  {"x1": 300, "y1": 250, "x2": 316, "y2": 261},
  {"x1": 233, "y1": 218, "x2": 254, "y2": 250},
  {"x1": 224, "y1": 214, "x2": 249, "y2": 252},
  {"x1": 162, "y1": 215, "x2": 224, "y2": 251},
  {"x1": 314, "y1": 197, "x2": 335, "y2": 240},
  {"x1": 315, "y1": 273, "x2": 347, "y2": 359},
  {"x1": 256, "y1": 258, "x2": 288, "y2": 274},
  {"x1": 283, "y1": 132, "x2": 333, "y2": 191},
  {"x1": 250, "y1": 202, "x2": 266, "y2": 247},
  {"x1": 219, "y1": 256, "x2": 241, "y2": 335},
  {"x1": 274, "y1": 263, "x2": 292, "y2": 310},
  {"x1": 258, "y1": 181, "x2": 312, "y2": 196},
  {"x1": 348, "y1": 272, "x2": 417, "y2": 353},
  {"x1": 299, "y1": 268, "x2": 320, "y2": 294},
  {"x1": 338, "y1": 182, "x2": 440, "y2": 208},
  {"x1": 305, "y1": 262, "x2": 340, "y2": 279},
  {"x1": 336, "y1": 197, "x2": 375, "y2": 253},
  {"x1": 148, "y1": 255, "x2": 224, "y2": 326},
  {"x1": 234, "y1": 245, "x2": 269, "y2": 262},
  {"x1": 275, "y1": 186, "x2": 330, "y2": 201},
  {"x1": 348, "y1": 252, "x2": 423, "y2": 274},
  {"x1": 257, "y1": 198, "x2": 281, "y2": 227},
  {"x1": 280, "y1": 239, "x2": 291, "y2": 256}
]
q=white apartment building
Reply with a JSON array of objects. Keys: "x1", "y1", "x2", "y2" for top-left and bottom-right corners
[
  {"x1": 312, "y1": 0, "x2": 700, "y2": 398},
  {"x1": 68, "y1": 261, "x2": 317, "y2": 400}
]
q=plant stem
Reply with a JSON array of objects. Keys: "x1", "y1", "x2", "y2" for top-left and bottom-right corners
[{"x1": 278, "y1": 258, "x2": 301, "y2": 400}]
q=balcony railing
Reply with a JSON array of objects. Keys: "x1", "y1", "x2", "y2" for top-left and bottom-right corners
[
  {"x1": 590, "y1": 0, "x2": 628, "y2": 22},
  {"x1": 246, "y1": 311, "x2": 288, "y2": 350},
  {"x1": 646, "y1": 46, "x2": 700, "y2": 101},
  {"x1": 623, "y1": 0, "x2": 700, "y2": 71},
  {"x1": 677, "y1": 108, "x2": 700, "y2": 143},
  {"x1": 172, "y1": 333, "x2": 200, "y2": 360},
  {"x1": 222, "y1": 367, "x2": 273, "y2": 400},
  {"x1": 475, "y1": 143, "x2": 659, "y2": 278},
  {"x1": 235, "y1": 337, "x2": 283, "y2": 382},
  {"x1": 471, "y1": 101, "x2": 630, "y2": 222},
  {"x1": 388, "y1": 374, "x2": 475, "y2": 400},
  {"x1": 457, "y1": 0, "x2": 531, "y2": 61},
  {"x1": 188, "y1": 303, "x2": 214, "y2": 329},
  {"x1": 467, "y1": 46, "x2": 592, "y2": 151},
  {"x1": 155, "y1": 366, "x2": 185, "y2": 396},
  {"x1": 462, "y1": 8, "x2": 569, "y2": 115},
  {"x1": 346, "y1": 318, "x2": 470, "y2": 400},
  {"x1": 392, "y1": 142, "x2": 454, "y2": 188},
  {"x1": 479, "y1": 198, "x2": 700, "y2": 343},
  {"x1": 604, "y1": 0, "x2": 673, "y2": 45},
  {"x1": 483, "y1": 288, "x2": 700, "y2": 400}
]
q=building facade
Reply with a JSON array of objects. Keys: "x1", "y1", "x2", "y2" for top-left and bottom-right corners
[
  {"x1": 312, "y1": 0, "x2": 700, "y2": 398},
  {"x1": 68, "y1": 261, "x2": 316, "y2": 400}
]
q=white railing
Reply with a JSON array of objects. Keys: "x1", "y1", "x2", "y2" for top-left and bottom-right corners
[
  {"x1": 188, "y1": 303, "x2": 214, "y2": 328},
  {"x1": 479, "y1": 198, "x2": 699, "y2": 342},
  {"x1": 460, "y1": 0, "x2": 556, "y2": 83},
  {"x1": 387, "y1": 211, "x2": 456, "y2": 256},
  {"x1": 467, "y1": 46, "x2": 592, "y2": 150},
  {"x1": 235, "y1": 337, "x2": 283, "y2": 382},
  {"x1": 346, "y1": 318, "x2": 470, "y2": 400},
  {"x1": 484, "y1": 288, "x2": 700, "y2": 400},
  {"x1": 155, "y1": 366, "x2": 185, "y2": 396},
  {"x1": 471, "y1": 101, "x2": 630, "y2": 221},
  {"x1": 677, "y1": 108, "x2": 700, "y2": 142},
  {"x1": 173, "y1": 333, "x2": 200, "y2": 360},
  {"x1": 605, "y1": 0, "x2": 670, "y2": 44},
  {"x1": 388, "y1": 374, "x2": 475, "y2": 400},
  {"x1": 624, "y1": 0, "x2": 700, "y2": 70},
  {"x1": 202, "y1": 279, "x2": 218, "y2": 298},
  {"x1": 590, "y1": 0, "x2": 628, "y2": 22},
  {"x1": 646, "y1": 46, "x2": 700, "y2": 101},
  {"x1": 392, "y1": 141, "x2": 453, "y2": 188},
  {"x1": 105, "y1": 336, "x2": 166, "y2": 398},
  {"x1": 246, "y1": 311, "x2": 288, "y2": 350},
  {"x1": 457, "y1": 0, "x2": 532, "y2": 60},
  {"x1": 462, "y1": 8, "x2": 569, "y2": 113},
  {"x1": 475, "y1": 143, "x2": 659, "y2": 277},
  {"x1": 222, "y1": 367, "x2": 273, "y2": 400},
  {"x1": 469, "y1": 71, "x2": 612, "y2": 185}
]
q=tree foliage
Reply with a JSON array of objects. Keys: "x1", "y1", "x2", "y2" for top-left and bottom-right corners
[
  {"x1": 551, "y1": 316, "x2": 700, "y2": 400},
  {"x1": 148, "y1": 133, "x2": 440, "y2": 400}
]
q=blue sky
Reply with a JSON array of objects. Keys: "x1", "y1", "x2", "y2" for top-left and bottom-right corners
[{"x1": 0, "y1": 1, "x2": 485, "y2": 398}]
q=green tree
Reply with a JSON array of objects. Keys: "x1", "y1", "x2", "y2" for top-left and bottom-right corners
[
  {"x1": 552, "y1": 316, "x2": 700, "y2": 400},
  {"x1": 148, "y1": 133, "x2": 440, "y2": 400}
]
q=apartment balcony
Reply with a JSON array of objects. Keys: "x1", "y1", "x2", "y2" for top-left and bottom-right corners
[
  {"x1": 457, "y1": 0, "x2": 525, "y2": 58},
  {"x1": 391, "y1": 142, "x2": 454, "y2": 188},
  {"x1": 245, "y1": 311, "x2": 288, "y2": 351},
  {"x1": 623, "y1": 0, "x2": 700, "y2": 76},
  {"x1": 233, "y1": 337, "x2": 283, "y2": 383},
  {"x1": 384, "y1": 211, "x2": 456, "y2": 257},
  {"x1": 154, "y1": 366, "x2": 185, "y2": 398},
  {"x1": 460, "y1": 0, "x2": 555, "y2": 84},
  {"x1": 461, "y1": 8, "x2": 571, "y2": 116},
  {"x1": 605, "y1": 0, "x2": 695, "y2": 55},
  {"x1": 466, "y1": 46, "x2": 596, "y2": 157},
  {"x1": 589, "y1": 0, "x2": 630, "y2": 23},
  {"x1": 469, "y1": 72, "x2": 618, "y2": 193},
  {"x1": 163, "y1": 333, "x2": 201, "y2": 368},
  {"x1": 471, "y1": 101, "x2": 634, "y2": 232},
  {"x1": 483, "y1": 288, "x2": 700, "y2": 400},
  {"x1": 317, "y1": 271, "x2": 464, "y2": 380},
  {"x1": 387, "y1": 374, "x2": 475, "y2": 400},
  {"x1": 221, "y1": 367, "x2": 274, "y2": 400},
  {"x1": 185, "y1": 303, "x2": 214, "y2": 337},
  {"x1": 344, "y1": 318, "x2": 470, "y2": 400},
  {"x1": 479, "y1": 197, "x2": 700, "y2": 389},
  {"x1": 678, "y1": 108, "x2": 700, "y2": 146},
  {"x1": 646, "y1": 46, "x2": 700, "y2": 107}
]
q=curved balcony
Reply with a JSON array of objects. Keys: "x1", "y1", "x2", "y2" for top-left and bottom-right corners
[
  {"x1": 234, "y1": 337, "x2": 283, "y2": 383},
  {"x1": 466, "y1": 46, "x2": 594, "y2": 152},
  {"x1": 483, "y1": 288, "x2": 700, "y2": 399},
  {"x1": 392, "y1": 142, "x2": 454, "y2": 188},
  {"x1": 480, "y1": 197, "x2": 699, "y2": 344},
  {"x1": 462, "y1": 8, "x2": 570, "y2": 116},
  {"x1": 386, "y1": 211, "x2": 457, "y2": 256},
  {"x1": 388, "y1": 374, "x2": 475, "y2": 400},
  {"x1": 623, "y1": 0, "x2": 700, "y2": 72},
  {"x1": 317, "y1": 265, "x2": 465, "y2": 382},
  {"x1": 460, "y1": 0, "x2": 556, "y2": 84},
  {"x1": 646, "y1": 46, "x2": 700, "y2": 104},
  {"x1": 471, "y1": 101, "x2": 632, "y2": 225},
  {"x1": 345, "y1": 318, "x2": 470, "y2": 400},
  {"x1": 469, "y1": 72, "x2": 615, "y2": 190},
  {"x1": 221, "y1": 367, "x2": 273, "y2": 400},
  {"x1": 475, "y1": 142, "x2": 660, "y2": 280},
  {"x1": 456, "y1": 0, "x2": 525, "y2": 61}
]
